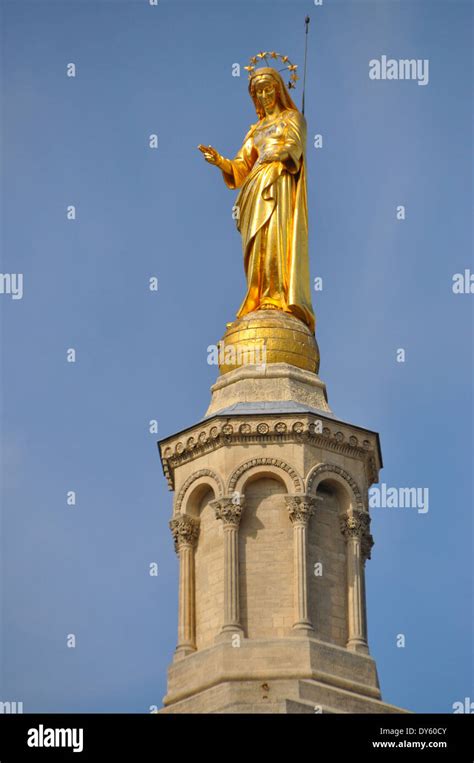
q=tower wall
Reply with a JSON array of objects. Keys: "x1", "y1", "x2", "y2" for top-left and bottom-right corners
[
  {"x1": 194, "y1": 491, "x2": 224, "y2": 650},
  {"x1": 309, "y1": 485, "x2": 348, "y2": 647},
  {"x1": 158, "y1": 365, "x2": 407, "y2": 713},
  {"x1": 240, "y1": 478, "x2": 293, "y2": 640}
]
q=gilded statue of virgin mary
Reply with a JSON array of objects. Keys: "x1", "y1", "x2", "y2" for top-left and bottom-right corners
[{"x1": 199, "y1": 62, "x2": 315, "y2": 336}]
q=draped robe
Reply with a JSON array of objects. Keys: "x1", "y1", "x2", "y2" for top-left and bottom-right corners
[{"x1": 221, "y1": 108, "x2": 315, "y2": 333}]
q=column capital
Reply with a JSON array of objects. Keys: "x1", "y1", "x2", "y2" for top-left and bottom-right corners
[
  {"x1": 211, "y1": 495, "x2": 245, "y2": 527},
  {"x1": 285, "y1": 494, "x2": 319, "y2": 525},
  {"x1": 170, "y1": 514, "x2": 200, "y2": 553},
  {"x1": 339, "y1": 509, "x2": 374, "y2": 561},
  {"x1": 361, "y1": 533, "x2": 375, "y2": 563}
]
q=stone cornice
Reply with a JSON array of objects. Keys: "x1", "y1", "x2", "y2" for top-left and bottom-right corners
[{"x1": 159, "y1": 413, "x2": 381, "y2": 492}]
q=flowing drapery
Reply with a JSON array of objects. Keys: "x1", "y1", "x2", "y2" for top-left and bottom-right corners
[{"x1": 221, "y1": 107, "x2": 315, "y2": 333}]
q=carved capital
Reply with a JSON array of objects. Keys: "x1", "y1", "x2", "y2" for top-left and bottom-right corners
[
  {"x1": 285, "y1": 494, "x2": 318, "y2": 525},
  {"x1": 340, "y1": 510, "x2": 374, "y2": 561},
  {"x1": 211, "y1": 495, "x2": 245, "y2": 527},
  {"x1": 170, "y1": 514, "x2": 200, "y2": 552},
  {"x1": 361, "y1": 533, "x2": 375, "y2": 562}
]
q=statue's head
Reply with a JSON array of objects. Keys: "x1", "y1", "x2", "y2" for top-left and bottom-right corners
[{"x1": 249, "y1": 67, "x2": 298, "y2": 119}]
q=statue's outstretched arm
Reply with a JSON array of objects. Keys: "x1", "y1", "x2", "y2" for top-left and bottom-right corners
[{"x1": 198, "y1": 129, "x2": 256, "y2": 190}]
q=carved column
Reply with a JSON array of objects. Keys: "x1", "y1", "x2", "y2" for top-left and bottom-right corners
[
  {"x1": 340, "y1": 509, "x2": 374, "y2": 654},
  {"x1": 170, "y1": 514, "x2": 200, "y2": 658},
  {"x1": 212, "y1": 495, "x2": 245, "y2": 640},
  {"x1": 286, "y1": 495, "x2": 318, "y2": 633}
]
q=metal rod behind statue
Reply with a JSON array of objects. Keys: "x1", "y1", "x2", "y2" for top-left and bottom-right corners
[{"x1": 302, "y1": 16, "x2": 310, "y2": 115}]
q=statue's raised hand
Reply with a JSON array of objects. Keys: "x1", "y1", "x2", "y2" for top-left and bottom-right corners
[{"x1": 198, "y1": 144, "x2": 222, "y2": 166}]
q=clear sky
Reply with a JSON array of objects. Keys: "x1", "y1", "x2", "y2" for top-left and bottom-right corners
[{"x1": 0, "y1": 0, "x2": 472, "y2": 713}]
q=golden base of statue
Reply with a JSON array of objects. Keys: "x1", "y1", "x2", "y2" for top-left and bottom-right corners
[{"x1": 218, "y1": 309, "x2": 320, "y2": 376}]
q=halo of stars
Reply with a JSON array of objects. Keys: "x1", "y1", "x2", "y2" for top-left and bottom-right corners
[{"x1": 244, "y1": 51, "x2": 299, "y2": 89}]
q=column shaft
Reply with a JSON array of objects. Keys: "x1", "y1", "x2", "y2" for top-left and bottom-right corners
[
  {"x1": 223, "y1": 525, "x2": 240, "y2": 629},
  {"x1": 346, "y1": 536, "x2": 366, "y2": 649},
  {"x1": 293, "y1": 521, "x2": 311, "y2": 628},
  {"x1": 170, "y1": 515, "x2": 199, "y2": 658},
  {"x1": 212, "y1": 496, "x2": 244, "y2": 639},
  {"x1": 340, "y1": 510, "x2": 373, "y2": 654},
  {"x1": 177, "y1": 543, "x2": 196, "y2": 651},
  {"x1": 286, "y1": 495, "x2": 318, "y2": 634}
]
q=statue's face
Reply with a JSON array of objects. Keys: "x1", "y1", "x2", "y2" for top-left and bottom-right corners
[{"x1": 254, "y1": 76, "x2": 279, "y2": 115}]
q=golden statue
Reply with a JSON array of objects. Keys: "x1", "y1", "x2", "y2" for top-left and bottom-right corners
[{"x1": 199, "y1": 53, "x2": 319, "y2": 375}]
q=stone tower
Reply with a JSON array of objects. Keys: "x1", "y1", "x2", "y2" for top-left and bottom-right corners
[{"x1": 157, "y1": 310, "x2": 405, "y2": 714}]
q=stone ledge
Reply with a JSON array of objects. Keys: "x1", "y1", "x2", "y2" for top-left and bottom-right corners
[
  {"x1": 206, "y1": 363, "x2": 331, "y2": 418},
  {"x1": 159, "y1": 676, "x2": 409, "y2": 714},
  {"x1": 163, "y1": 636, "x2": 383, "y2": 708}
]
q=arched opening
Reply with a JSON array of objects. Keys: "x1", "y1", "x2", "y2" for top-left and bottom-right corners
[
  {"x1": 239, "y1": 474, "x2": 293, "y2": 639},
  {"x1": 184, "y1": 482, "x2": 216, "y2": 518},
  {"x1": 308, "y1": 478, "x2": 349, "y2": 646},
  {"x1": 189, "y1": 485, "x2": 224, "y2": 651}
]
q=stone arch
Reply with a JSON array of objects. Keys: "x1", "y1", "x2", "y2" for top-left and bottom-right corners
[
  {"x1": 175, "y1": 469, "x2": 225, "y2": 516},
  {"x1": 227, "y1": 457, "x2": 304, "y2": 496},
  {"x1": 306, "y1": 463, "x2": 364, "y2": 510}
]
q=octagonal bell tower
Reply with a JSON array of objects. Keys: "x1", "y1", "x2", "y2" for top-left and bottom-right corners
[{"x1": 157, "y1": 347, "x2": 406, "y2": 713}]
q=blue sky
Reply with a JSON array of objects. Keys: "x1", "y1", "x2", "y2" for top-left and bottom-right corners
[{"x1": 0, "y1": 0, "x2": 472, "y2": 712}]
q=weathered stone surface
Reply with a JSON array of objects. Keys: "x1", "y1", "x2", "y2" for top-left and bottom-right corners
[{"x1": 205, "y1": 362, "x2": 330, "y2": 417}]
